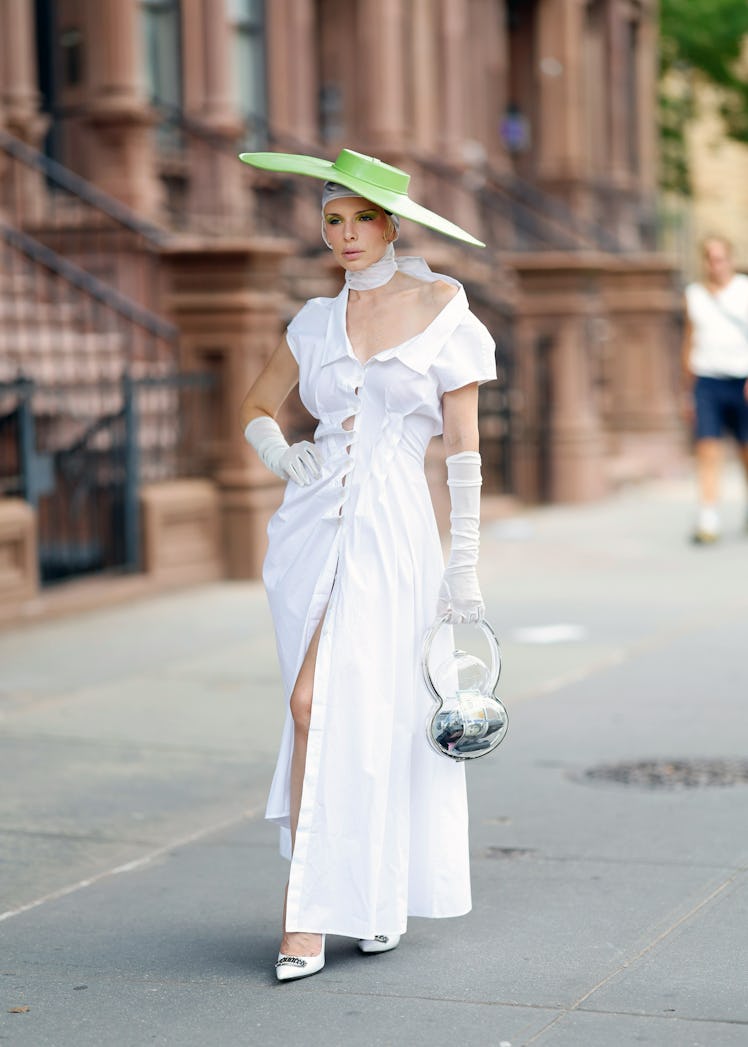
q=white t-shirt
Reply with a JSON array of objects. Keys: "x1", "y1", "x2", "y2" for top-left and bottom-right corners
[{"x1": 685, "y1": 274, "x2": 748, "y2": 378}]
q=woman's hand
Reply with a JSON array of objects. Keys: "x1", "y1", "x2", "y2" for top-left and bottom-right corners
[
  {"x1": 437, "y1": 569, "x2": 484, "y2": 624},
  {"x1": 279, "y1": 440, "x2": 323, "y2": 486},
  {"x1": 244, "y1": 417, "x2": 322, "y2": 485}
]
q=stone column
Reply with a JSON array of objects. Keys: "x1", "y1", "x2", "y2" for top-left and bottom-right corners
[
  {"x1": 535, "y1": 0, "x2": 587, "y2": 209},
  {"x1": 606, "y1": 0, "x2": 629, "y2": 186},
  {"x1": 265, "y1": 0, "x2": 291, "y2": 136},
  {"x1": 598, "y1": 255, "x2": 684, "y2": 482},
  {"x1": 358, "y1": 0, "x2": 407, "y2": 155},
  {"x1": 508, "y1": 255, "x2": 608, "y2": 503},
  {"x1": 162, "y1": 237, "x2": 294, "y2": 578},
  {"x1": 83, "y1": 0, "x2": 161, "y2": 215},
  {"x1": 181, "y1": 0, "x2": 206, "y2": 113},
  {"x1": 181, "y1": 0, "x2": 247, "y2": 233},
  {"x1": 438, "y1": 0, "x2": 468, "y2": 162},
  {"x1": 266, "y1": 0, "x2": 317, "y2": 143},
  {"x1": 0, "y1": 0, "x2": 48, "y2": 224},
  {"x1": 263, "y1": 0, "x2": 318, "y2": 241},
  {"x1": 635, "y1": 0, "x2": 658, "y2": 195},
  {"x1": 475, "y1": 0, "x2": 509, "y2": 170},
  {"x1": 0, "y1": 500, "x2": 38, "y2": 624},
  {"x1": 201, "y1": 0, "x2": 237, "y2": 125},
  {"x1": 410, "y1": 0, "x2": 438, "y2": 154},
  {"x1": 0, "y1": 0, "x2": 46, "y2": 142}
]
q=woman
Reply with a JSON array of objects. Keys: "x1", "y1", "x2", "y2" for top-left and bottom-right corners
[{"x1": 238, "y1": 149, "x2": 496, "y2": 981}]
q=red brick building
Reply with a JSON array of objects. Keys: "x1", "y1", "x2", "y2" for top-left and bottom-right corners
[{"x1": 0, "y1": 0, "x2": 683, "y2": 620}]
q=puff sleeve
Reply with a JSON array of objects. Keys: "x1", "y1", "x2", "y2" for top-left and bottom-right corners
[
  {"x1": 432, "y1": 311, "x2": 497, "y2": 396},
  {"x1": 284, "y1": 302, "x2": 312, "y2": 364}
]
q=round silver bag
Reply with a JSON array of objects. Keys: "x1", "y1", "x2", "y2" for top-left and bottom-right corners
[{"x1": 422, "y1": 617, "x2": 508, "y2": 761}]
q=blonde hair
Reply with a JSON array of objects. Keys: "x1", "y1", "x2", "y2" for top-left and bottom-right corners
[
  {"x1": 383, "y1": 213, "x2": 398, "y2": 243},
  {"x1": 701, "y1": 235, "x2": 734, "y2": 258}
]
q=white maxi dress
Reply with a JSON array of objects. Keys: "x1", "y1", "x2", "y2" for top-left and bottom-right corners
[{"x1": 263, "y1": 258, "x2": 497, "y2": 939}]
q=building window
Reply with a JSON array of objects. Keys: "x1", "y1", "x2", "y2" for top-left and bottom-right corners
[
  {"x1": 228, "y1": 0, "x2": 268, "y2": 147},
  {"x1": 60, "y1": 28, "x2": 84, "y2": 87},
  {"x1": 141, "y1": 0, "x2": 182, "y2": 110}
]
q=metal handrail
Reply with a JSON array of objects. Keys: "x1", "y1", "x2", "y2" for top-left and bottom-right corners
[
  {"x1": 412, "y1": 152, "x2": 620, "y2": 254},
  {"x1": 0, "y1": 128, "x2": 168, "y2": 246},
  {"x1": 487, "y1": 167, "x2": 623, "y2": 253},
  {"x1": 0, "y1": 222, "x2": 178, "y2": 340}
]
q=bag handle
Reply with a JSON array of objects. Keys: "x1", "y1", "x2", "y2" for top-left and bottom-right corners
[{"x1": 421, "y1": 615, "x2": 502, "y2": 702}]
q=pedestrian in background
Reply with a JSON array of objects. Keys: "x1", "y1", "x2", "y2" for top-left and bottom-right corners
[
  {"x1": 682, "y1": 235, "x2": 748, "y2": 543},
  {"x1": 238, "y1": 148, "x2": 496, "y2": 981}
]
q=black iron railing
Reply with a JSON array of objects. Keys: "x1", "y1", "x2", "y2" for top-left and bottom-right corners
[
  {"x1": 0, "y1": 371, "x2": 215, "y2": 584},
  {"x1": 0, "y1": 221, "x2": 217, "y2": 583}
]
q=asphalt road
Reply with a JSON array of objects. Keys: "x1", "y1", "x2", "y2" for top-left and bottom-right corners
[{"x1": 1, "y1": 463, "x2": 747, "y2": 1047}]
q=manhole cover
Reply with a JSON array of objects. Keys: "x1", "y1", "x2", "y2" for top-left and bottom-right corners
[{"x1": 579, "y1": 759, "x2": 748, "y2": 790}]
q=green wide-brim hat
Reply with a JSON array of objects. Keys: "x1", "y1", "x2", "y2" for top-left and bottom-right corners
[{"x1": 238, "y1": 147, "x2": 485, "y2": 248}]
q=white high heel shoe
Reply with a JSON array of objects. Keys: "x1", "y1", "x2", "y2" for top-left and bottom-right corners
[
  {"x1": 357, "y1": 934, "x2": 401, "y2": 954},
  {"x1": 275, "y1": 935, "x2": 325, "y2": 982}
]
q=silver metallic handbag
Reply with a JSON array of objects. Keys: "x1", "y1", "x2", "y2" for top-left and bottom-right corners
[{"x1": 422, "y1": 616, "x2": 508, "y2": 761}]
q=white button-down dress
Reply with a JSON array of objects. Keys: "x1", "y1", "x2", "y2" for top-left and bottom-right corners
[{"x1": 262, "y1": 259, "x2": 497, "y2": 939}]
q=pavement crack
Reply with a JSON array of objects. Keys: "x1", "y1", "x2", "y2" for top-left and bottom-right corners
[
  {"x1": 522, "y1": 871, "x2": 743, "y2": 1043},
  {"x1": 0, "y1": 806, "x2": 262, "y2": 924}
]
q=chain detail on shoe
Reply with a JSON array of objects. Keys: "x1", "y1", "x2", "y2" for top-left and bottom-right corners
[
  {"x1": 275, "y1": 955, "x2": 308, "y2": 968},
  {"x1": 357, "y1": 932, "x2": 401, "y2": 954}
]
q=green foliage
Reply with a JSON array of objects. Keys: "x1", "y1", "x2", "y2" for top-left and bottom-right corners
[
  {"x1": 658, "y1": 88, "x2": 694, "y2": 195},
  {"x1": 659, "y1": 0, "x2": 748, "y2": 193}
]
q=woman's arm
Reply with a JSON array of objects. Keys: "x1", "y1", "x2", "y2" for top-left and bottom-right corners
[
  {"x1": 442, "y1": 382, "x2": 480, "y2": 453},
  {"x1": 239, "y1": 335, "x2": 301, "y2": 428},
  {"x1": 438, "y1": 382, "x2": 484, "y2": 623},
  {"x1": 239, "y1": 336, "x2": 321, "y2": 486}
]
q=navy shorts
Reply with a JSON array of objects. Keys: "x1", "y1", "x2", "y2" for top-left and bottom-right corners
[{"x1": 694, "y1": 376, "x2": 748, "y2": 443}]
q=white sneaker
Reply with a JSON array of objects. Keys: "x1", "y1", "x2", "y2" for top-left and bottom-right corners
[
  {"x1": 693, "y1": 506, "x2": 720, "y2": 543},
  {"x1": 357, "y1": 934, "x2": 401, "y2": 954},
  {"x1": 275, "y1": 936, "x2": 325, "y2": 981}
]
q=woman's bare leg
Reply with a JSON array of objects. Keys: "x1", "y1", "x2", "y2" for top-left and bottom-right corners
[{"x1": 280, "y1": 614, "x2": 325, "y2": 957}]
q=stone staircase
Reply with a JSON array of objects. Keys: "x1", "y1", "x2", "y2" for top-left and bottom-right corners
[{"x1": 0, "y1": 230, "x2": 180, "y2": 477}]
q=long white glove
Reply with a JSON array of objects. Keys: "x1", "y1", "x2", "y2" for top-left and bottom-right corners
[
  {"x1": 437, "y1": 451, "x2": 484, "y2": 624},
  {"x1": 244, "y1": 416, "x2": 322, "y2": 486}
]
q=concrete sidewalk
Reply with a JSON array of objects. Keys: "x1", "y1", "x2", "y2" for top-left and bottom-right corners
[{"x1": 1, "y1": 465, "x2": 747, "y2": 1046}]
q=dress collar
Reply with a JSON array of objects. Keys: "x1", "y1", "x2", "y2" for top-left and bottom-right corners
[{"x1": 320, "y1": 260, "x2": 469, "y2": 374}]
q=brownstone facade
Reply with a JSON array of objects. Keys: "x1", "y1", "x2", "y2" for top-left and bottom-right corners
[{"x1": 0, "y1": 0, "x2": 684, "y2": 621}]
